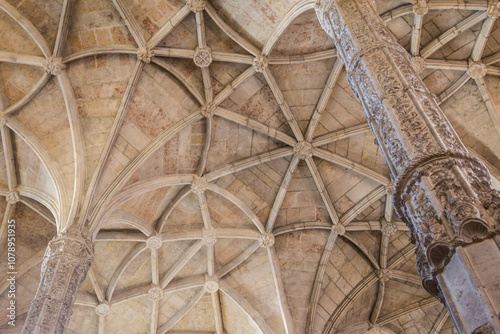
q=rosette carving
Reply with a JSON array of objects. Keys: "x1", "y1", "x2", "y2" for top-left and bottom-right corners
[
  {"x1": 148, "y1": 285, "x2": 164, "y2": 301},
  {"x1": 44, "y1": 57, "x2": 65, "y2": 75},
  {"x1": 259, "y1": 233, "x2": 275, "y2": 247},
  {"x1": 252, "y1": 55, "x2": 269, "y2": 73},
  {"x1": 294, "y1": 141, "x2": 313, "y2": 160},
  {"x1": 191, "y1": 176, "x2": 208, "y2": 194},
  {"x1": 193, "y1": 47, "x2": 212, "y2": 68},
  {"x1": 137, "y1": 47, "x2": 155, "y2": 63}
]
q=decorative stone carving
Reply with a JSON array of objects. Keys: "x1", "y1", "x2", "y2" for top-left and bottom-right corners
[
  {"x1": 191, "y1": 176, "x2": 208, "y2": 194},
  {"x1": 294, "y1": 141, "x2": 314, "y2": 160},
  {"x1": 22, "y1": 228, "x2": 94, "y2": 334},
  {"x1": 6, "y1": 190, "x2": 20, "y2": 204},
  {"x1": 95, "y1": 303, "x2": 111, "y2": 317},
  {"x1": 204, "y1": 276, "x2": 219, "y2": 293},
  {"x1": 187, "y1": 0, "x2": 206, "y2": 12},
  {"x1": 385, "y1": 180, "x2": 394, "y2": 195},
  {"x1": 377, "y1": 268, "x2": 393, "y2": 282},
  {"x1": 316, "y1": 0, "x2": 499, "y2": 304},
  {"x1": 412, "y1": 0, "x2": 428, "y2": 16},
  {"x1": 43, "y1": 57, "x2": 65, "y2": 75},
  {"x1": 468, "y1": 59, "x2": 487, "y2": 80},
  {"x1": 252, "y1": 55, "x2": 269, "y2": 73},
  {"x1": 381, "y1": 220, "x2": 397, "y2": 237},
  {"x1": 259, "y1": 233, "x2": 275, "y2": 248},
  {"x1": 487, "y1": 0, "x2": 500, "y2": 19},
  {"x1": 193, "y1": 47, "x2": 212, "y2": 68},
  {"x1": 202, "y1": 228, "x2": 217, "y2": 246},
  {"x1": 332, "y1": 224, "x2": 346, "y2": 236},
  {"x1": 367, "y1": 325, "x2": 381, "y2": 334},
  {"x1": 201, "y1": 102, "x2": 217, "y2": 118},
  {"x1": 411, "y1": 56, "x2": 426, "y2": 75},
  {"x1": 137, "y1": 47, "x2": 155, "y2": 63},
  {"x1": 146, "y1": 235, "x2": 162, "y2": 250},
  {"x1": 148, "y1": 285, "x2": 164, "y2": 301}
]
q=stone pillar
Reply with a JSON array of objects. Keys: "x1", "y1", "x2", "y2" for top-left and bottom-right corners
[
  {"x1": 22, "y1": 228, "x2": 94, "y2": 334},
  {"x1": 315, "y1": 1, "x2": 500, "y2": 333}
]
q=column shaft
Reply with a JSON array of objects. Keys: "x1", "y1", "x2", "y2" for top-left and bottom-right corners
[
  {"x1": 315, "y1": 0, "x2": 500, "y2": 332},
  {"x1": 22, "y1": 229, "x2": 94, "y2": 334}
]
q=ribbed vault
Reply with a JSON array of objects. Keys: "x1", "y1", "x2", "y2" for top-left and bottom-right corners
[{"x1": 0, "y1": 0, "x2": 499, "y2": 333}]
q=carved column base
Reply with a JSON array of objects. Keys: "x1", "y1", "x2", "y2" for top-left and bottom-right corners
[{"x1": 437, "y1": 238, "x2": 500, "y2": 334}]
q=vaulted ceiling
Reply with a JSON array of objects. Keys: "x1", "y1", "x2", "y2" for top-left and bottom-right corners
[{"x1": 0, "y1": 0, "x2": 499, "y2": 333}]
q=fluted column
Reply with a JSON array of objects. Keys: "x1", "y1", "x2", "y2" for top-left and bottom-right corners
[
  {"x1": 316, "y1": 1, "x2": 500, "y2": 333},
  {"x1": 22, "y1": 228, "x2": 94, "y2": 334}
]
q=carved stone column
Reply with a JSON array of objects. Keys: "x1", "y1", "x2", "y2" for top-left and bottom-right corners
[
  {"x1": 22, "y1": 229, "x2": 94, "y2": 334},
  {"x1": 316, "y1": 1, "x2": 500, "y2": 333}
]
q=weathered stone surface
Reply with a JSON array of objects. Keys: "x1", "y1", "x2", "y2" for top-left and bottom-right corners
[{"x1": 22, "y1": 228, "x2": 94, "y2": 334}]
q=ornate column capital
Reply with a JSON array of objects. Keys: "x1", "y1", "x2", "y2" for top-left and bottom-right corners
[{"x1": 44, "y1": 57, "x2": 65, "y2": 76}]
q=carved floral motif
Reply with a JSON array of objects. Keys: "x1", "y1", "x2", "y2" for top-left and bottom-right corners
[
  {"x1": 137, "y1": 47, "x2": 155, "y2": 63},
  {"x1": 188, "y1": 0, "x2": 206, "y2": 12},
  {"x1": 413, "y1": 0, "x2": 429, "y2": 16},
  {"x1": 294, "y1": 141, "x2": 313, "y2": 160},
  {"x1": 468, "y1": 59, "x2": 487, "y2": 80},
  {"x1": 259, "y1": 233, "x2": 275, "y2": 247},
  {"x1": 44, "y1": 57, "x2": 65, "y2": 75},
  {"x1": 146, "y1": 235, "x2": 162, "y2": 250},
  {"x1": 252, "y1": 55, "x2": 269, "y2": 73},
  {"x1": 411, "y1": 56, "x2": 426, "y2": 74},
  {"x1": 191, "y1": 176, "x2": 208, "y2": 194},
  {"x1": 201, "y1": 102, "x2": 216, "y2": 118},
  {"x1": 148, "y1": 285, "x2": 164, "y2": 301},
  {"x1": 6, "y1": 191, "x2": 20, "y2": 204},
  {"x1": 377, "y1": 268, "x2": 393, "y2": 282},
  {"x1": 202, "y1": 228, "x2": 217, "y2": 246},
  {"x1": 95, "y1": 303, "x2": 111, "y2": 316},
  {"x1": 204, "y1": 276, "x2": 219, "y2": 293},
  {"x1": 332, "y1": 224, "x2": 345, "y2": 236}
]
